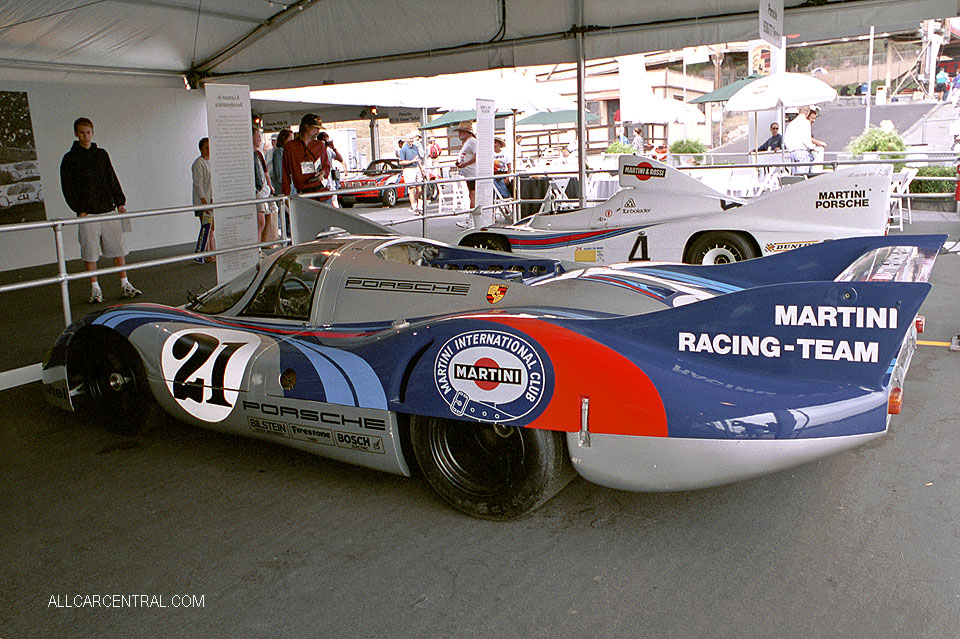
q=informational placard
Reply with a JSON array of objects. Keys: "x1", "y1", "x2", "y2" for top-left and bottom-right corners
[
  {"x1": 475, "y1": 98, "x2": 495, "y2": 225},
  {"x1": 759, "y1": 0, "x2": 783, "y2": 49},
  {"x1": 261, "y1": 112, "x2": 291, "y2": 131},
  {"x1": 388, "y1": 108, "x2": 420, "y2": 123},
  {"x1": 204, "y1": 84, "x2": 258, "y2": 283}
]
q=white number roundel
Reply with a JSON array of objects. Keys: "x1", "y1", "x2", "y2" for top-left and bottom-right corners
[{"x1": 160, "y1": 328, "x2": 261, "y2": 422}]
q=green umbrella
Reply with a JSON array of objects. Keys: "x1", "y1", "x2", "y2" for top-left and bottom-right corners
[
  {"x1": 420, "y1": 109, "x2": 515, "y2": 130},
  {"x1": 516, "y1": 110, "x2": 600, "y2": 126},
  {"x1": 688, "y1": 74, "x2": 764, "y2": 104}
]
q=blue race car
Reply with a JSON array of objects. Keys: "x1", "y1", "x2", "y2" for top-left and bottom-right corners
[{"x1": 42, "y1": 213, "x2": 944, "y2": 519}]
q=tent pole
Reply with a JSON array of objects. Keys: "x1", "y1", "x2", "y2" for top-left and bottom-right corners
[{"x1": 576, "y1": 0, "x2": 587, "y2": 208}]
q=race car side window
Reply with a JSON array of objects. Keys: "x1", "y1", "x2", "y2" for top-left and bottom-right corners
[{"x1": 241, "y1": 244, "x2": 339, "y2": 320}]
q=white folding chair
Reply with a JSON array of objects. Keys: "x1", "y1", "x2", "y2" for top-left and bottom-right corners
[{"x1": 888, "y1": 170, "x2": 908, "y2": 231}]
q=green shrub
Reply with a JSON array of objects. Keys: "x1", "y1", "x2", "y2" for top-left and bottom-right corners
[
  {"x1": 604, "y1": 141, "x2": 635, "y2": 154},
  {"x1": 847, "y1": 126, "x2": 907, "y2": 160},
  {"x1": 845, "y1": 127, "x2": 906, "y2": 158},
  {"x1": 669, "y1": 139, "x2": 707, "y2": 164},
  {"x1": 909, "y1": 166, "x2": 955, "y2": 193}
]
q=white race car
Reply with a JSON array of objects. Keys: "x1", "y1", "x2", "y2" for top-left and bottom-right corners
[
  {"x1": 456, "y1": 156, "x2": 892, "y2": 264},
  {"x1": 0, "y1": 180, "x2": 43, "y2": 208},
  {"x1": 0, "y1": 160, "x2": 40, "y2": 182}
]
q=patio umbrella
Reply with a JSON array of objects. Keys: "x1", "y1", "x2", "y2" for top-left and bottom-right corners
[
  {"x1": 516, "y1": 110, "x2": 599, "y2": 126},
  {"x1": 724, "y1": 72, "x2": 837, "y2": 159},
  {"x1": 688, "y1": 74, "x2": 764, "y2": 104},
  {"x1": 724, "y1": 72, "x2": 837, "y2": 112}
]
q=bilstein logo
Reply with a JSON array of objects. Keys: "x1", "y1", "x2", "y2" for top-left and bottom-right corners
[
  {"x1": 623, "y1": 162, "x2": 666, "y2": 181},
  {"x1": 434, "y1": 330, "x2": 546, "y2": 423},
  {"x1": 486, "y1": 284, "x2": 508, "y2": 304}
]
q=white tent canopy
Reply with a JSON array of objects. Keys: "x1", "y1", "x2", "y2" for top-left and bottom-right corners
[
  {"x1": 0, "y1": 1, "x2": 955, "y2": 90},
  {"x1": 252, "y1": 70, "x2": 575, "y2": 112}
]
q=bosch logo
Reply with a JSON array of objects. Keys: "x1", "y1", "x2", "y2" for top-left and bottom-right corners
[{"x1": 434, "y1": 330, "x2": 546, "y2": 423}]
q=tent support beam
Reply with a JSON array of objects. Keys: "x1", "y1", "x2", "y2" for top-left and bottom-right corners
[{"x1": 576, "y1": 0, "x2": 587, "y2": 208}]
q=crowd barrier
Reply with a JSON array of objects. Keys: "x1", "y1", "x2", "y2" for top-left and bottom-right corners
[{"x1": 1, "y1": 156, "x2": 955, "y2": 388}]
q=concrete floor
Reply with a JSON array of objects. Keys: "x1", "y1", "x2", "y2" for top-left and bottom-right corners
[{"x1": 2, "y1": 211, "x2": 959, "y2": 638}]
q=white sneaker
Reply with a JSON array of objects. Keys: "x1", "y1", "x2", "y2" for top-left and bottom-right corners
[
  {"x1": 121, "y1": 282, "x2": 142, "y2": 298},
  {"x1": 88, "y1": 289, "x2": 103, "y2": 304}
]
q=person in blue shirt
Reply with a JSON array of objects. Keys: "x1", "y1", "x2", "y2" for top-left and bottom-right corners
[
  {"x1": 757, "y1": 122, "x2": 783, "y2": 151},
  {"x1": 398, "y1": 132, "x2": 424, "y2": 212}
]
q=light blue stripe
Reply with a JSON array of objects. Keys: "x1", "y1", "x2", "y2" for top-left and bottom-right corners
[{"x1": 290, "y1": 340, "x2": 388, "y2": 410}]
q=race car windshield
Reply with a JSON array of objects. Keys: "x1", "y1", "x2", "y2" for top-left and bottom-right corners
[{"x1": 187, "y1": 262, "x2": 261, "y2": 315}]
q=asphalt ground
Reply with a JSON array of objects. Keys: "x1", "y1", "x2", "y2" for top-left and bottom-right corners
[{"x1": 1, "y1": 207, "x2": 959, "y2": 638}]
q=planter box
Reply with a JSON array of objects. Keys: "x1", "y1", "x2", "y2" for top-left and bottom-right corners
[{"x1": 908, "y1": 195, "x2": 956, "y2": 212}]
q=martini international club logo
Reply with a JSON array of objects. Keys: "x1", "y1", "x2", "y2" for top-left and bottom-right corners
[{"x1": 434, "y1": 329, "x2": 546, "y2": 422}]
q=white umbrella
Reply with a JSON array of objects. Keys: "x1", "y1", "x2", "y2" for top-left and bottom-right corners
[{"x1": 724, "y1": 72, "x2": 838, "y2": 112}]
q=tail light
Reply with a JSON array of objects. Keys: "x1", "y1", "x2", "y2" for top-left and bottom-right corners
[
  {"x1": 915, "y1": 315, "x2": 925, "y2": 333},
  {"x1": 888, "y1": 387, "x2": 903, "y2": 415}
]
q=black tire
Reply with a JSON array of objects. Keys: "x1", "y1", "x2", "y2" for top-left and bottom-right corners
[
  {"x1": 425, "y1": 182, "x2": 439, "y2": 201},
  {"x1": 72, "y1": 329, "x2": 158, "y2": 435},
  {"x1": 686, "y1": 232, "x2": 758, "y2": 265},
  {"x1": 340, "y1": 197, "x2": 355, "y2": 208},
  {"x1": 459, "y1": 233, "x2": 512, "y2": 253},
  {"x1": 411, "y1": 416, "x2": 573, "y2": 520},
  {"x1": 381, "y1": 188, "x2": 397, "y2": 207}
]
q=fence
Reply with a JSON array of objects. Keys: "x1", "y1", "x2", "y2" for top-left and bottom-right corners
[{"x1": 2, "y1": 155, "x2": 956, "y2": 389}]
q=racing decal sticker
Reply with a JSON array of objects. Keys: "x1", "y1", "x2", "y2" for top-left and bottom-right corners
[
  {"x1": 764, "y1": 240, "x2": 819, "y2": 253},
  {"x1": 434, "y1": 330, "x2": 545, "y2": 423},
  {"x1": 248, "y1": 416, "x2": 288, "y2": 437},
  {"x1": 677, "y1": 304, "x2": 899, "y2": 363},
  {"x1": 486, "y1": 284, "x2": 508, "y2": 304},
  {"x1": 160, "y1": 328, "x2": 261, "y2": 423},
  {"x1": 344, "y1": 277, "x2": 470, "y2": 296},
  {"x1": 622, "y1": 162, "x2": 666, "y2": 181},
  {"x1": 815, "y1": 190, "x2": 870, "y2": 209},
  {"x1": 335, "y1": 431, "x2": 384, "y2": 454},
  {"x1": 574, "y1": 249, "x2": 598, "y2": 262}
]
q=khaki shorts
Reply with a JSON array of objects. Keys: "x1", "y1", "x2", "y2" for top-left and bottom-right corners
[
  {"x1": 78, "y1": 212, "x2": 126, "y2": 262},
  {"x1": 402, "y1": 166, "x2": 420, "y2": 186}
]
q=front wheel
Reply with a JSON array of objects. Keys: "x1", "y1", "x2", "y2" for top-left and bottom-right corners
[
  {"x1": 381, "y1": 188, "x2": 397, "y2": 207},
  {"x1": 340, "y1": 197, "x2": 355, "y2": 208},
  {"x1": 72, "y1": 330, "x2": 158, "y2": 434},
  {"x1": 425, "y1": 182, "x2": 439, "y2": 201},
  {"x1": 411, "y1": 416, "x2": 573, "y2": 520},
  {"x1": 685, "y1": 232, "x2": 758, "y2": 265}
]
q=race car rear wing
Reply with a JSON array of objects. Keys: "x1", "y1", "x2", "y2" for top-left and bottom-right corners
[
  {"x1": 289, "y1": 195, "x2": 400, "y2": 245},
  {"x1": 636, "y1": 235, "x2": 945, "y2": 290}
]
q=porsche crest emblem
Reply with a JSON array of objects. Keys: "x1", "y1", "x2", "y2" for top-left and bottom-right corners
[{"x1": 486, "y1": 284, "x2": 508, "y2": 304}]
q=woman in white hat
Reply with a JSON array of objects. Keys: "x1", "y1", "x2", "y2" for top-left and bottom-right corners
[{"x1": 453, "y1": 120, "x2": 477, "y2": 208}]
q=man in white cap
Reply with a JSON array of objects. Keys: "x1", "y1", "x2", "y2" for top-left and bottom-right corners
[
  {"x1": 453, "y1": 120, "x2": 477, "y2": 208},
  {"x1": 398, "y1": 131, "x2": 424, "y2": 212}
]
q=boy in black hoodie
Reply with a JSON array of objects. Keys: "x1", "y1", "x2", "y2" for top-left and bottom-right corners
[{"x1": 60, "y1": 117, "x2": 142, "y2": 303}]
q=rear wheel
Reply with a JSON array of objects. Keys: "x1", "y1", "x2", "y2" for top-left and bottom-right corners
[
  {"x1": 340, "y1": 197, "x2": 355, "y2": 208},
  {"x1": 381, "y1": 188, "x2": 397, "y2": 207},
  {"x1": 411, "y1": 416, "x2": 573, "y2": 520},
  {"x1": 686, "y1": 232, "x2": 758, "y2": 265},
  {"x1": 460, "y1": 233, "x2": 511, "y2": 253}
]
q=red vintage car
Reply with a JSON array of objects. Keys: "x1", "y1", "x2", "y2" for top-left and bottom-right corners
[{"x1": 340, "y1": 158, "x2": 439, "y2": 208}]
